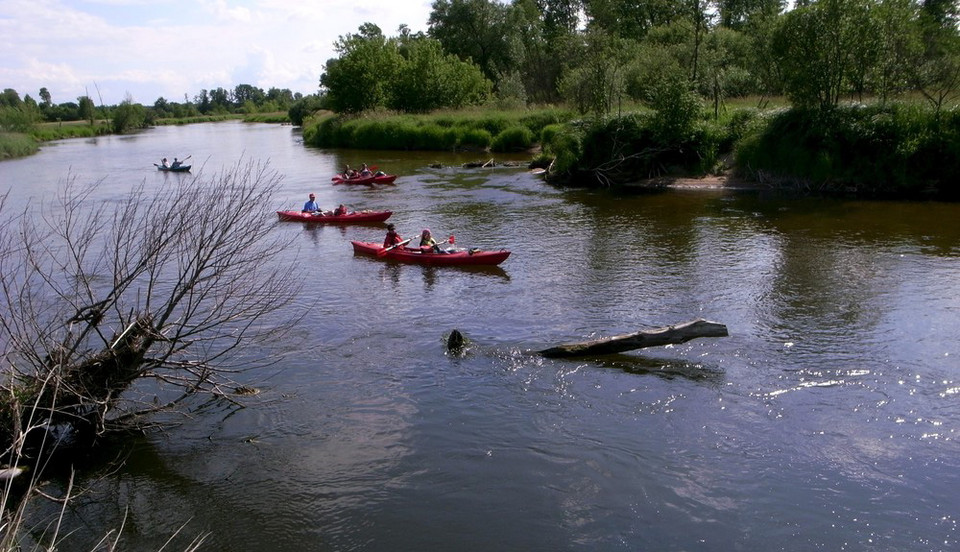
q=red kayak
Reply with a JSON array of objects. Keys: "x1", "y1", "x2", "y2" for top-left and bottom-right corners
[
  {"x1": 277, "y1": 210, "x2": 392, "y2": 223},
  {"x1": 332, "y1": 174, "x2": 376, "y2": 185},
  {"x1": 351, "y1": 241, "x2": 510, "y2": 266},
  {"x1": 332, "y1": 173, "x2": 398, "y2": 185}
]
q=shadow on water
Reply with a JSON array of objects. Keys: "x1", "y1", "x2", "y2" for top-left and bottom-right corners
[{"x1": 590, "y1": 353, "x2": 726, "y2": 382}]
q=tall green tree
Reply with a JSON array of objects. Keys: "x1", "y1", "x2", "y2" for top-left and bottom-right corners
[
  {"x1": 320, "y1": 23, "x2": 401, "y2": 113},
  {"x1": 511, "y1": 0, "x2": 579, "y2": 103},
  {"x1": 584, "y1": 0, "x2": 686, "y2": 39},
  {"x1": 870, "y1": 0, "x2": 922, "y2": 103},
  {"x1": 208, "y1": 87, "x2": 232, "y2": 112},
  {"x1": 0, "y1": 89, "x2": 22, "y2": 107},
  {"x1": 389, "y1": 35, "x2": 491, "y2": 112},
  {"x1": 39, "y1": 87, "x2": 52, "y2": 107},
  {"x1": 559, "y1": 30, "x2": 631, "y2": 116},
  {"x1": 771, "y1": 0, "x2": 879, "y2": 110},
  {"x1": 716, "y1": 0, "x2": 784, "y2": 29},
  {"x1": 234, "y1": 84, "x2": 266, "y2": 107},
  {"x1": 428, "y1": 0, "x2": 518, "y2": 82},
  {"x1": 111, "y1": 96, "x2": 147, "y2": 133},
  {"x1": 910, "y1": 4, "x2": 960, "y2": 115},
  {"x1": 78, "y1": 95, "x2": 95, "y2": 123}
]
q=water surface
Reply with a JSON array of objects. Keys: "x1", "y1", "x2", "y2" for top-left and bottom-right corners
[{"x1": 2, "y1": 121, "x2": 958, "y2": 551}]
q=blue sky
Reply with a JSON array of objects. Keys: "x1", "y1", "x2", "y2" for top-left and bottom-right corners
[{"x1": 0, "y1": 0, "x2": 434, "y2": 106}]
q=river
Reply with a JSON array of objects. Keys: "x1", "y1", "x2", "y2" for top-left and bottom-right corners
[{"x1": 1, "y1": 121, "x2": 958, "y2": 551}]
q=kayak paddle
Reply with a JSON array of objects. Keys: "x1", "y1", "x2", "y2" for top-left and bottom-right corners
[{"x1": 377, "y1": 238, "x2": 412, "y2": 257}]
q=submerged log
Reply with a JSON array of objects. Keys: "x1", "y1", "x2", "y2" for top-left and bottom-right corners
[{"x1": 538, "y1": 319, "x2": 728, "y2": 358}]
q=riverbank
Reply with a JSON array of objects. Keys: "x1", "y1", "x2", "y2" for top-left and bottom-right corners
[{"x1": 635, "y1": 173, "x2": 760, "y2": 191}]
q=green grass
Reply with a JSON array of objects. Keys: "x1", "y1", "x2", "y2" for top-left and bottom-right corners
[
  {"x1": 0, "y1": 132, "x2": 39, "y2": 159},
  {"x1": 302, "y1": 107, "x2": 575, "y2": 151},
  {"x1": 153, "y1": 114, "x2": 236, "y2": 125},
  {"x1": 243, "y1": 111, "x2": 291, "y2": 124}
]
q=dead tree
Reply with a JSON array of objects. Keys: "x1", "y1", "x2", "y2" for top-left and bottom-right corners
[
  {"x1": 0, "y1": 160, "x2": 303, "y2": 460},
  {"x1": 538, "y1": 319, "x2": 729, "y2": 358}
]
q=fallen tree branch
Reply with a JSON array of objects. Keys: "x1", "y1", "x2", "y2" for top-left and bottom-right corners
[{"x1": 537, "y1": 319, "x2": 728, "y2": 358}]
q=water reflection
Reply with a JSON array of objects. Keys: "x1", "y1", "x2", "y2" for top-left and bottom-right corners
[
  {"x1": 4, "y1": 123, "x2": 960, "y2": 551},
  {"x1": 593, "y1": 353, "x2": 726, "y2": 382}
]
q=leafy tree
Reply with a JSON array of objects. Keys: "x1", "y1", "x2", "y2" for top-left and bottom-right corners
[
  {"x1": 649, "y1": 72, "x2": 704, "y2": 143},
  {"x1": 288, "y1": 94, "x2": 328, "y2": 126},
  {"x1": 0, "y1": 103, "x2": 40, "y2": 132},
  {"x1": 584, "y1": 0, "x2": 686, "y2": 39},
  {"x1": 910, "y1": 0, "x2": 960, "y2": 116},
  {"x1": 266, "y1": 87, "x2": 296, "y2": 109},
  {"x1": 493, "y1": 70, "x2": 529, "y2": 108},
  {"x1": 921, "y1": 0, "x2": 959, "y2": 26},
  {"x1": 320, "y1": 23, "x2": 401, "y2": 113},
  {"x1": 559, "y1": 30, "x2": 631, "y2": 116},
  {"x1": 153, "y1": 96, "x2": 171, "y2": 118},
  {"x1": 696, "y1": 27, "x2": 757, "y2": 116},
  {"x1": 540, "y1": 0, "x2": 584, "y2": 40},
  {"x1": 742, "y1": 10, "x2": 786, "y2": 101},
  {"x1": 209, "y1": 87, "x2": 232, "y2": 112},
  {"x1": 511, "y1": 0, "x2": 568, "y2": 103},
  {"x1": 0, "y1": 89, "x2": 22, "y2": 108},
  {"x1": 390, "y1": 35, "x2": 491, "y2": 112},
  {"x1": 195, "y1": 89, "x2": 212, "y2": 114},
  {"x1": 771, "y1": 0, "x2": 878, "y2": 110},
  {"x1": 234, "y1": 84, "x2": 266, "y2": 107},
  {"x1": 39, "y1": 87, "x2": 52, "y2": 107},
  {"x1": 870, "y1": 0, "x2": 922, "y2": 104},
  {"x1": 111, "y1": 97, "x2": 148, "y2": 133},
  {"x1": 78, "y1": 95, "x2": 96, "y2": 123},
  {"x1": 428, "y1": 0, "x2": 518, "y2": 82},
  {"x1": 716, "y1": 0, "x2": 784, "y2": 30}
]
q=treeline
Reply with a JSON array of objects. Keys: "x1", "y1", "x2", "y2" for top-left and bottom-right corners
[
  {"x1": 0, "y1": 84, "x2": 302, "y2": 135},
  {"x1": 313, "y1": 0, "x2": 960, "y2": 117},
  {"x1": 301, "y1": 0, "x2": 960, "y2": 197}
]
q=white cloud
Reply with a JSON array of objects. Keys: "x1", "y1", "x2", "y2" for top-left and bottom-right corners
[{"x1": 0, "y1": 0, "x2": 433, "y2": 105}]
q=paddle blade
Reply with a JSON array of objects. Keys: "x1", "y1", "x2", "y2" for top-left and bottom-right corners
[{"x1": 448, "y1": 235, "x2": 455, "y2": 245}]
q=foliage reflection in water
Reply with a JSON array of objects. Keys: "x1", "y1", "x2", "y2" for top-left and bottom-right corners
[{"x1": 0, "y1": 121, "x2": 957, "y2": 551}]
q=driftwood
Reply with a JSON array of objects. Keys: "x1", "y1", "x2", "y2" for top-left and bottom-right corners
[
  {"x1": 463, "y1": 158, "x2": 495, "y2": 168},
  {"x1": 537, "y1": 319, "x2": 728, "y2": 358}
]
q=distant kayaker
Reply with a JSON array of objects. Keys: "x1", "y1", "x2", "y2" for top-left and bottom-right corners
[
  {"x1": 172, "y1": 157, "x2": 182, "y2": 168},
  {"x1": 160, "y1": 157, "x2": 169, "y2": 168},
  {"x1": 360, "y1": 163, "x2": 372, "y2": 177},
  {"x1": 343, "y1": 165, "x2": 356, "y2": 178},
  {"x1": 302, "y1": 193, "x2": 322, "y2": 214},
  {"x1": 333, "y1": 204, "x2": 348, "y2": 216},
  {"x1": 384, "y1": 224, "x2": 403, "y2": 248}
]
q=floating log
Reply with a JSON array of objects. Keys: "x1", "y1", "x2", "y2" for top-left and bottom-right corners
[{"x1": 538, "y1": 319, "x2": 728, "y2": 358}]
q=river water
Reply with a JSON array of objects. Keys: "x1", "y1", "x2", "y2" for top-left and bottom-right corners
[{"x1": 1, "y1": 121, "x2": 958, "y2": 551}]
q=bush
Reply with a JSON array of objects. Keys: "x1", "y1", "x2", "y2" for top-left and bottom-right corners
[
  {"x1": 491, "y1": 126, "x2": 534, "y2": 152},
  {"x1": 733, "y1": 103, "x2": 960, "y2": 198},
  {"x1": 458, "y1": 128, "x2": 492, "y2": 150}
]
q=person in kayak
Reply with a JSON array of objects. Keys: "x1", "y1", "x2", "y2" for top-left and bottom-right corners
[
  {"x1": 302, "y1": 193, "x2": 323, "y2": 215},
  {"x1": 419, "y1": 228, "x2": 439, "y2": 253},
  {"x1": 419, "y1": 229, "x2": 449, "y2": 253},
  {"x1": 384, "y1": 224, "x2": 404, "y2": 248},
  {"x1": 360, "y1": 163, "x2": 372, "y2": 176}
]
